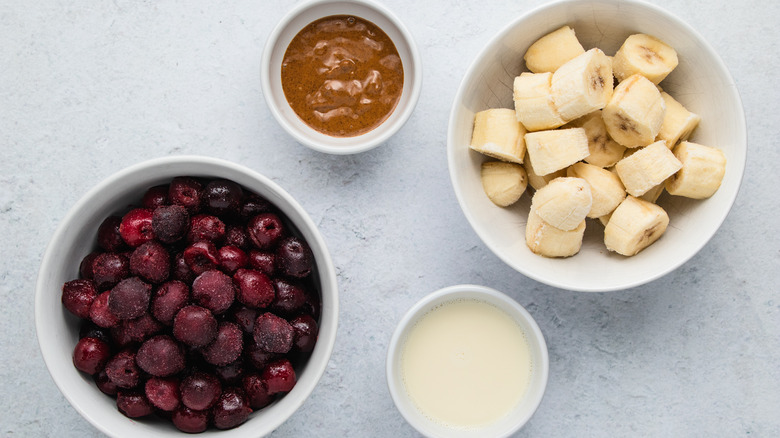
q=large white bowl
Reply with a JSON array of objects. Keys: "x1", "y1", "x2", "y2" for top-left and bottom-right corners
[
  {"x1": 261, "y1": 0, "x2": 422, "y2": 154},
  {"x1": 35, "y1": 156, "x2": 339, "y2": 437},
  {"x1": 386, "y1": 285, "x2": 549, "y2": 437},
  {"x1": 447, "y1": 0, "x2": 747, "y2": 292}
]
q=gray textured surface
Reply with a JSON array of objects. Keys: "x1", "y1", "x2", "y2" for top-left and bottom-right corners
[{"x1": 2, "y1": 0, "x2": 779, "y2": 436}]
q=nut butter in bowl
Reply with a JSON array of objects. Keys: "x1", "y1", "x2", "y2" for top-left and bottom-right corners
[{"x1": 261, "y1": 0, "x2": 422, "y2": 154}]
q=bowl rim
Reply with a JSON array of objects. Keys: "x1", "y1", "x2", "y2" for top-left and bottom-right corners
[
  {"x1": 385, "y1": 284, "x2": 549, "y2": 437},
  {"x1": 446, "y1": 0, "x2": 748, "y2": 292},
  {"x1": 34, "y1": 155, "x2": 339, "y2": 437},
  {"x1": 260, "y1": 0, "x2": 423, "y2": 155}
]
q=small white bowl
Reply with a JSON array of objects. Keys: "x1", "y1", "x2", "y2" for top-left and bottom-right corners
[
  {"x1": 447, "y1": 0, "x2": 747, "y2": 291},
  {"x1": 261, "y1": 0, "x2": 422, "y2": 154},
  {"x1": 386, "y1": 285, "x2": 549, "y2": 438},
  {"x1": 35, "y1": 156, "x2": 339, "y2": 438}
]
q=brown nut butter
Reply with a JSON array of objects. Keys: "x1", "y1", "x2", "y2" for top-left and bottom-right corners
[{"x1": 281, "y1": 15, "x2": 404, "y2": 137}]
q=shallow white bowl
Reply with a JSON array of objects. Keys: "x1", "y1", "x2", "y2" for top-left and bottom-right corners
[
  {"x1": 386, "y1": 285, "x2": 549, "y2": 438},
  {"x1": 447, "y1": 0, "x2": 747, "y2": 292},
  {"x1": 35, "y1": 156, "x2": 339, "y2": 437},
  {"x1": 261, "y1": 0, "x2": 422, "y2": 154}
]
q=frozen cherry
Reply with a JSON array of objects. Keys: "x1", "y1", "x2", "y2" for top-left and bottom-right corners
[
  {"x1": 248, "y1": 250, "x2": 276, "y2": 276},
  {"x1": 171, "y1": 252, "x2": 196, "y2": 284},
  {"x1": 214, "y1": 360, "x2": 245, "y2": 386},
  {"x1": 182, "y1": 241, "x2": 219, "y2": 275},
  {"x1": 247, "y1": 213, "x2": 285, "y2": 250},
  {"x1": 72, "y1": 337, "x2": 111, "y2": 375},
  {"x1": 192, "y1": 270, "x2": 235, "y2": 314},
  {"x1": 151, "y1": 280, "x2": 189, "y2": 325},
  {"x1": 212, "y1": 388, "x2": 252, "y2": 430},
  {"x1": 231, "y1": 306, "x2": 258, "y2": 333},
  {"x1": 253, "y1": 312, "x2": 293, "y2": 354},
  {"x1": 129, "y1": 240, "x2": 170, "y2": 284},
  {"x1": 119, "y1": 208, "x2": 155, "y2": 247},
  {"x1": 113, "y1": 312, "x2": 163, "y2": 347},
  {"x1": 188, "y1": 214, "x2": 225, "y2": 243},
  {"x1": 95, "y1": 369, "x2": 118, "y2": 396},
  {"x1": 62, "y1": 279, "x2": 98, "y2": 319},
  {"x1": 105, "y1": 350, "x2": 141, "y2": 389},
  {"x1": 180, "y1": 372, "x2": 222, "y2": 411},
  {"x1": 290, "y1": 314, "x2": 318, "y2": 353},
  {"x1": 246, "y1": 342, "x2": 281, "y2": 370},
  {"x1": 275, "y1": 237, "x2": 313, "y2": 278},
  {"x1": 169, "y1": 177, "x2": 203, "y2": 213},
  {"x1": 89, "y1": 291, "x2": 120, "y2": 328},
  {"x1": 142, "y1": 185, "x2": 169, "y2": 209},
  {"x1": 202, "y1": 322, "x2": 243, "y2": 367},
  {"x1": 262, "y1": 358, "x2": 296, "y2": 394},
  {"x1": 172, "y1": 406, "x2": 209, "y2": 433},
  {"x1": 117, "y1": 390, "x2": 154, "y2": 418},
  {"x1": 79, "y1": 252, "x2": 99, "y2": 280},
  {"x1": 97, "y1": 216, "x2": 126, "y2": 252},
  {"x1": 145, "y1": 377, "x2": 181, "y2": 411},
  {"x1": 240, "y1": 194, "x2": 273, "y2": 219},
  {"x1": 224, "y1": 225, "x2": 250, "y2": 249},
  {"x1": 92, "y1": 252, "x2": 129, "y2": 291},
  {"x1": 136, "y1": 335, "x2": 185, "y2": 377},
  {"x1": 108, "y1": 277, "x2": 152, "y2": 320},
  {"x1": 79, "y1": 321, "x2": 111, "y2": 344},
  {"x1": 242, "y1": 372, "x2": 273, "y2": 409},
  {"x1": 204, "y1": 179, "x2": 243, "y2": 217},
  {"x1": 218, "y1": 245, "x2": 248, "y2": 274},
  {"x1": 152, "y1": 204, "x2": 189, "y2": 244},
  {"x1": 270, "y1": 278, "x2": 306, "y2": 316},
  {"x1": 234, "y1": 268, "x2": 274, "y2": 309},
  {"x1": 173, "y1": 305, "x2": 218, "y2": 347}
]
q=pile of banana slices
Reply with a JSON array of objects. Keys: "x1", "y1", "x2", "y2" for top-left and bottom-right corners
[{"x1": 470, "y1": 26, "x2": 727, "y2": 258}]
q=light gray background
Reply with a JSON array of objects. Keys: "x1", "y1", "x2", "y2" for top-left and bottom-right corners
[{"x1": 2, "y1": 0, "x2": 779, "y2": 436}]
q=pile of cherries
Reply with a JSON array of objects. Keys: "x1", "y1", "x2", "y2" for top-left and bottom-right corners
[{"x1": 62, "y1": 177, "x2": 320, "y2": 433}]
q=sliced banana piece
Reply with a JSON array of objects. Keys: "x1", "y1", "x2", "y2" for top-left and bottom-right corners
[
  {"x1": 530, "y1": 177, "x2": 592, "y2": 231},
  {"x1": 603, "y1": 74, "x2": 666, "y2": 148},
  {"x1": 525, "y1": 127, "x2": 589, "y2": 176},
  {"x1": 524, "y1": 153, "x2": 567, "y2": 191},
  {"x1": 566, "y1": 162, "x2": 626, "y2": 218},
  {"x1": 470, "y1": 108, "x2": 527, "y2": 163},
  {"x1": 656, "y1": 91, "x2": 701, "y2": 148},
  {"x1": 526, "y1": 206, "x2": 586, "y2": 258},
  {"x1": 612, "y1": 34, "x2": 679, "y2": 84},
  {"x1": 480, "y1": 161, "x2": 529, "y2": 207},
  {"x1": 640, "y1": 183, "x2": 665, "y2": 203},
  {"x1": 551, "y1": 48, "x2": 614, "y2": 121},
  {"x1": 604, "y1": 196, "x2": 669, "y2": 256},
  {"x1": 513, "y1": 72, "x2": 567, "y2": 131},
  {"x1": 565, "y1": 111, "x2": 626, "y2": 167},
  {"x1": 523, "y1": 26, "x2": 586, "y2": 74},
  {"x1": 665, "y1": 141, "x2": 727, "y2": 199},
  {"x1": 615, "y1": 140, "x2": 682, "y2": 197}
]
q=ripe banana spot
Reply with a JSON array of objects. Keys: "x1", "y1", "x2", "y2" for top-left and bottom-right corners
[
  {"x1": 616, "y1": 114, "x2": 638, "y2": 133},
  {"x1": 639, "y1": 46, "x2": 661, "y2": 63}
]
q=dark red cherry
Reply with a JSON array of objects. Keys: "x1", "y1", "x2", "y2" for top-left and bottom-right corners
[
  {"x1": 91, "y1": 253, "x2": 129, "y2": 291},
  {"x1": 129, "y1": 240, "x2": 170, "y2": 284},
  {"x1": 151, "y1": 280, "x2": 189, "y2": 325},
  {"x1": 233, "y1": 268, "x2": 274, "y2": 309},
  {"x1": 212, "y1": 388, "x2": 252, "y2": 430},
  {"x1": 145, "y1": 377, "x2": 181, "y2": 412},
  {"x1": 247, "y1": 213, "x2": 285, "y2": 250},
  {"x1": 253, "y1": 312, "x2": 293, "y2": 354},
  {"x1": 117, "y1": 390, "x2": 154, "y2": 418},
  {"x1": 152, "y1": 204, "x2": 189, "y2": 244},
  {"x1": 173, "y1": 305, "x2": 218, "y2": 347},
  {"x1": 72, "y1": 337, "x2": 111, "y2": 375},
  {"x1": 172, "y1": 406, "x2": 209, "y2": 433},
  {"x1": 204, "y1": 179, "x2": 243, "y2": 217},
  {"x1": 191, "y1": 270, "x2": 235, "y2": 314},
  {"x1": 168, "y1": 177, "x2": 203, "y2": 213},
  {"x1": 180, "y1": 372, "x2": 222, "y2": 411},
  {"x1": 136, "y1": 335, "x2": 185, "y2": 377},
  {"x1": 290, "y1": 314, "x2": 319, "y2": 353},
  {"x1": 141, "y1": 185, "x2": 169, "y2": 209},
  {"x1": 188, "y1": 214, "x2": 225, "y2": 243},
  {"x1": 262, "y1": 358, "x2": 296, "y2": 394},
  {"x1": 97, "y1": 216, "x2": 126, "y2": 252},
  {"x1": 108, "y1": 277, "x2": 152, "y2": 320},
  {"x1": 119, "y1": 208, "x2": 155, "y2": 247},
  {"x1": 62, "y1": 279, "x2": 98, "y2": 319}
]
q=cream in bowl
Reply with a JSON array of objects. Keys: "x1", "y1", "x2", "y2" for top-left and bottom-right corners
[
  {"x1": 386, "y1": 285, "x2": 548, "y2": 437},
  {"x1": 261, "y1": 0, "x2": 422, "y2": 154}
]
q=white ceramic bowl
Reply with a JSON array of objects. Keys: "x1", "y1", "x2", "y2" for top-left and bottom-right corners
[
  {"x1": 35, "y1": 156, "x2": 339, "y2": 437},
  {"x1": 386, "y1": 285, "x2": 549, "y2": 438},
  {"x1": 447, "y1": 0, "x2": 747, "y2": 292},
  {"x1": 261, "y1": 0, "x2": 422, "y2": 154}
]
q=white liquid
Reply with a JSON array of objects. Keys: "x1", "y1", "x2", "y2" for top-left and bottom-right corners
[{"x1": 401, "y1": 299, "x2": 532, "y2": 429}]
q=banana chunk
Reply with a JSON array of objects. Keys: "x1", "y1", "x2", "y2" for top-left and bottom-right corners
[
  {"x1": 531, "y1": 177, "x2": 592, "y2": 231},
  {"x1": 640, "y1": 183, "x2": 665, "y2": 203},
  {"x1": 524, "y1": 26, "x2": 586, "y2": 74},
  {"x1": 480, "y1": 161, "x2": 529, "y2": 207},
  {"x1": 524, "y1": 153, "x2": 566, "y2": 191},
  {"x1": 470, "y1": 108, "x2": 527, "y2": 163},
  {"x1": 612, "y1": 34, "x2": 678, "y2": 84},
  {"x1": 603, "y1": 74, "x2": 666, "y2": 148},
  {"x1": 565, "y1": 111, "x2": 626, "y2": 168},
  {"x1": 526, "y1": 206, "x2": 586, "y2": 258},
  {"x1": 656, "y1": 91, "x2": 701, "y2": 148},
  {"x1": 615, "y1": 140, "x2": 682, "y2": 197},
  {"x1": 566, "y1": 162, "x2": 626, "y2": 218},
  {"x1": 551, "y1": 48, "x2": 614, "y2": 121},
  {"x1": 525, "y1": 127, "x2": 589, "y2": 176},
  {"x1": 513, "y1": 72, "x2": 567, "y2": 131},
  {"x1": 604, "y1": 196, "x2": 669, "y2": 256},
  {"x1": 665, "y1": 141, "x2": 726, "y2": 199}
]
